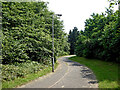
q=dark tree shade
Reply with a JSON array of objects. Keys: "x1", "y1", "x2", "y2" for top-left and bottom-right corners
[{"x1": 68, "y1": 27, "x2": 79, "y2": 55}]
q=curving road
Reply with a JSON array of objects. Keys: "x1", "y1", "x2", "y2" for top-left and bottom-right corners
[{"x1": 18, "y1": 55, "x2": 98, "y2": 88}]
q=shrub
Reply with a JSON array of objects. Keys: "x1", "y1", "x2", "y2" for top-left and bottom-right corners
[{"x1": 2, "y1": 61, "x2": 46, "y2": 82}]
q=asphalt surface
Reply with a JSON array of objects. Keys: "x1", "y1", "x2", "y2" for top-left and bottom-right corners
[{"x1": 18, "y1": 55, "x2": 98, "y2": 88}]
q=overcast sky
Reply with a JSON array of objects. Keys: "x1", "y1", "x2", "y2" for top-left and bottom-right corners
[{"x1": 41, "y1": 0, "x2": 118, "y2": 33}]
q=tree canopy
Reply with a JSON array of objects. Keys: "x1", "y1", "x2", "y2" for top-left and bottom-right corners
[
  {"x1": 2, "y1": 2, "x2": 70, "y2": 64},
  {"x1": 74, "y1": 7, "x2": 119, "y2": 62},
  {"x1": 68, "y1": 27, "x2": 79, "y2": 55}
]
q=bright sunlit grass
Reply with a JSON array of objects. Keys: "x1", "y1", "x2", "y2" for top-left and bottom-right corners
[{"x1": 69, "y1": 56, "x2": 119, "y2": 88}]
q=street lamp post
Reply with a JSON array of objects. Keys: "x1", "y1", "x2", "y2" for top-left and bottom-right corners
[{"x1": 52, "y1": 14, "x2": 62, "y2": 72}]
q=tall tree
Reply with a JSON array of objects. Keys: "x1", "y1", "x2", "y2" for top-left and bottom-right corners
[
  {"x1": 68, "y1": 27, "x2": 79, "y2": 54},
  {"x1": 75, "y1": 7, "x2": 119, "y2": 62},
  {"x1": 2, "y1": 2, "x2": 70, "y2": 64}
]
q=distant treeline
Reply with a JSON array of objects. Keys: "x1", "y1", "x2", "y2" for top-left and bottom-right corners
[{"x1": 68, "y1": 7, "x2": 120, "y2": 62}]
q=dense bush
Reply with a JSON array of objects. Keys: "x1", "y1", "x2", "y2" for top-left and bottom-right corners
[
  {"x1": 2, "y1": 61, "x2": 47, "y2": 82},
  {"x1": 2, "y1": 2, "x2": 69, "y2": 64},
  {"x1": 1, "y1": 1, "x2": 70, "y2": 82}
]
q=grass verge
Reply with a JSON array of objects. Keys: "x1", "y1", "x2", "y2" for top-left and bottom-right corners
[
  {"x1": 2, "y1": 62, "x2": 59, "y2": 88},
  {"x1": 69, "y1": 56, "x2": 119, "y2": 88}
]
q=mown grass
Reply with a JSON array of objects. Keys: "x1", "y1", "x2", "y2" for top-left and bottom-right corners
[
  {"x1": 69, "y1": 56, "x2": 119, "y2": 88},
  {"x1": 2, "y1": 62, "x2": 58, "y2": 88}
]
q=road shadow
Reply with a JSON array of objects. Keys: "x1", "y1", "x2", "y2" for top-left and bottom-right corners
[
  {"x1": 81, "y1": 67, "x2": 98, "y2": 84},
  {"x1": 63, "y1": 57, "x2": 83, "y2": 66},
  {"x1": 63, "y1": 58, "x2": 98, "y2": 85}
]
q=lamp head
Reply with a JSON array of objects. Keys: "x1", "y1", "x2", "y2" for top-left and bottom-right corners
[{"x1": 56, "y1": 14, "x2": 62, "y2": 16}]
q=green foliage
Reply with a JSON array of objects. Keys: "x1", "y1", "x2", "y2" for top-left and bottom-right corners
[
  {"x1": 2, "y1": 2, "x2": 69, "y2": 64},
  {"x1": 2, "y1": 62, "x2": 58, "y2": 88},
  {"x1": 75, "y1": 7, "x2": 120, "y2": 62},
  {"x1": 108, "y1": 0, "x2": 119, "y2": 8},
  {"x1": 1, "y1": 1, "x2": 69, "y2": 84},
  {"x1": 68, "y1": 27, "x2": 79, "y2": 54},
  {"x1": 2, "y1": 61, "x2": 46, "y2": 82}
]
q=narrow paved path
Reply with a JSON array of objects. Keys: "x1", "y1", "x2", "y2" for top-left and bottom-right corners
[{"x1": 18, "y1": 55, "x2": 98, "y2": 88}]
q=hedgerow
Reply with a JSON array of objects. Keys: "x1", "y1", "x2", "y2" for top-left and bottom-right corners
[
  {"x1": 2, "y1": 61, "x2": 46, "y2": 82},
  {"x1": 2, "y1": 2, "x2": 69, "y2": 64}
]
